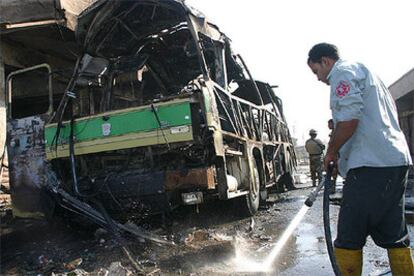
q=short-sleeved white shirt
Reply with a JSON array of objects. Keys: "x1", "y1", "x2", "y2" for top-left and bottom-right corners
[{"x1": 327, "y1": 60, "x2": 411, "y2": 176}]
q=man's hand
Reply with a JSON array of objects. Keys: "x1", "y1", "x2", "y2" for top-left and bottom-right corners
[
  {"x1": 324, "y1": 119, "x2": 359, "y2": 172},
  {"x1": 324, "y1": 150, "x2": 338, "y2": 171}
]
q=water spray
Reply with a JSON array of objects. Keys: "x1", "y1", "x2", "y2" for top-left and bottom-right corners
[
  {"x1": 260, "y1": 174, "x2": 329, "y2": 270},
  {"x1": 262, "y1": 204, "x2": 310, "y2": 268},
  {"x1": 233, "y1": 163, "x2": 341, "y2": 275}
]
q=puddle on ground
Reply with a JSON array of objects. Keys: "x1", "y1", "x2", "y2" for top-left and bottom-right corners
[{"x1": 295, "y1": 222, "x2": 326, "y2": 257}]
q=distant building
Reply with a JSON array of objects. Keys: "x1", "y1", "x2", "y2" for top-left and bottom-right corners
[
  {"x1": 389, "y1": 67, "x2": 414, "y2": 200},
  {"x1": 389, "y1": 68, "x2": 414, "y2": 161}
]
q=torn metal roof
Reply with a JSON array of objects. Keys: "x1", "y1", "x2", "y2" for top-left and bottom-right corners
[{"x1": 75, "y1": 0, "x2": 224, "y2": 57}]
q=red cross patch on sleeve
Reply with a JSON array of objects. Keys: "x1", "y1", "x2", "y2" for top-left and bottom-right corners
[{"x1": 335, "y1": 80, "x2": 351, "y2": 98}]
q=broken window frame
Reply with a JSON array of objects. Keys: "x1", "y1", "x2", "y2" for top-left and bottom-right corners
[{"x1": 6, "y1": 64, "x2": 54, "y2": 119}]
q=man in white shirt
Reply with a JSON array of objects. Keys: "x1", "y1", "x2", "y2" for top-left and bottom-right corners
[{"x1": 307, "y1": 42, "x2": 413, "y2": 276}]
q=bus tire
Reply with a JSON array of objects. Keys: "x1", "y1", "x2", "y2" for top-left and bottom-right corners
[{"x1": 234, "y1": 159, "x2": 261, "y2": 216}]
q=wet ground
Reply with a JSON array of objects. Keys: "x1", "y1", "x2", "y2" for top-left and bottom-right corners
[{"x1": 1, "y1": 176, "x2": 413, "y2": 275}]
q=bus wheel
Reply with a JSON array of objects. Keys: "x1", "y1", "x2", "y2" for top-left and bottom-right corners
[{"x1": 235, "y1": 159, "x2": 260, "y2": 216}]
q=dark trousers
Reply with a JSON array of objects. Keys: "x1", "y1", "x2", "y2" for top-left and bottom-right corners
[{"x1": 334, "y1": 166, "x2": 410, "y2": 249}]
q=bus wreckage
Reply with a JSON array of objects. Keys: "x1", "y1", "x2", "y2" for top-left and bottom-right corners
[{"x1": 4, "y1": 0, "x2": 296, "y2": 239}]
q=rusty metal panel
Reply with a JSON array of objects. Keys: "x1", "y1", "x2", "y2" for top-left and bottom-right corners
[
  {"x1": 165, "y1": 167, "x2": 215, "y2": 191},
  {"x1": 7, "y1": 115, "x2": 53, "y2": 218}
]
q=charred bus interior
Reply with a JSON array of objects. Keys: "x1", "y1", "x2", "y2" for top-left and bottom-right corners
[{"x1": 3, "y1": 1, "x2": 296, "y2": 226}]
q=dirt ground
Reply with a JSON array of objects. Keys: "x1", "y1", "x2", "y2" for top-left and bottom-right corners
[{"x1": 1, "y1": 173, "x2": 413, "y2": 276}]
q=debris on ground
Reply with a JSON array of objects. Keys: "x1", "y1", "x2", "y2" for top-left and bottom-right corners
[
  {"x1": 1, "y1": 166, "x2": 413, "y2": 275},
  {"x1": 64, "y1": 258, "x2": 83, "y2": 271},
  {"x1": 107, "y1": 262, "x2": 134, "y2": 276},
  {"x1": 52, "y1": 269, "x2": 89, "y2": 276}
]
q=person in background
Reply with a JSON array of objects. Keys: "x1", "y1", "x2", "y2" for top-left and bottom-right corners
[
  {"x1": 328, "y1": 119, "x2": 334, "y2": 137},
  {"x1": 305, "y1": 129, "x2": 325, "y2": 187},
  {"x1": 307, "y1": 42, "x2": 413, "y2": 276},
  {"x1": 327, "y1": 119, "x2": 338, "y2": 194}
]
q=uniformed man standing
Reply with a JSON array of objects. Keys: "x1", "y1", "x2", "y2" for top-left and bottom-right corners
[
  {"x1": 308, "y1": 42, "x2": 413, "y2": 276},
  {"x1": 305, "y1": 129, "x2": 325, "y2": 187}
]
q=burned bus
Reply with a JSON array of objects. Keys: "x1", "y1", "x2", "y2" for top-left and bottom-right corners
[{"x1": 4, "y1": 0, "x2": 296, "y2": 224}]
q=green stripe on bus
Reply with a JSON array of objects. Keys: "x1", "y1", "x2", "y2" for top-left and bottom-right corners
[{"x1": 45, "y1": 101, "x2": 192, "y2": 147}]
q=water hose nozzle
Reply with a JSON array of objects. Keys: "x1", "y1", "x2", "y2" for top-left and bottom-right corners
[
  {"x1": 304, "y1": 191, "x2": 317, "y2": 207},
  {"x1": 304, "y1": 161, "x2": 335, "y2": 208}
]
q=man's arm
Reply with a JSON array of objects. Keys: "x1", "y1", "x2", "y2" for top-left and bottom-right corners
[
  {"x1": 315, "y1": 139, "x2": 326, "y2": 150},
  {"x1": 324, "y1": 119, "x2": 359, "y2": 170}
]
